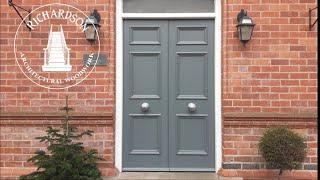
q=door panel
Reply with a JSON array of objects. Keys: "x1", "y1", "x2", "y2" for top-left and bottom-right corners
[
  {"x1": 123, "y1": 19, "x2": 214, "y2": 171},
  {"x1": 129, "y1": 52, "x2": 161, "y2": 98},
  {"x1": 176, "y1": 115, "x2": 209, "y2": 155},
  {"x1": 168, "y1": 20, "x2": 215, "y2": 170},
  {"x1": 176, "y1": 52, "x2": 208, "y2": 99},
  {"x1": 123, "y1": 20, "x2": 169, "y2": 170},
  {"x1": 128, "y1": 114, "x2": 161, "y2": 155}
]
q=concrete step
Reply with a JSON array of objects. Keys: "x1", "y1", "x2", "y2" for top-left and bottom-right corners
[{"x1": 103, "y1": 172, "x2": 243, "y2": 180}]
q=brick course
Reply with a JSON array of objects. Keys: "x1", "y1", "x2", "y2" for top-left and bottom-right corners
[
  {"x1": 0, "y1": 0, "x2": 115, "y2": 113},
  {"x1": 0, "y1": 113, "x2": 116, "y2": 178},
  {"x1": 222, "y1": 0, "x2": 317, "y2": 113},
  {"x1": 0, "y1": 0, "x2": 116, "y2": 178},
  {"x1": 221, "y1": 0, "x2": 317, "y2": 178}
]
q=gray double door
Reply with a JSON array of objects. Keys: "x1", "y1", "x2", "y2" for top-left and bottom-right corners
[{"x1": 123, "y1": 20, "x2": 214, "y2": 171}]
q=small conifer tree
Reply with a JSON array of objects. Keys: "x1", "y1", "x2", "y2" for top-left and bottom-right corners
[{"x1": 20, "y1": 96, "x2": 103, "y2": 180}]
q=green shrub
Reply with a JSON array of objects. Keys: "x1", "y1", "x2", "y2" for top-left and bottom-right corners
[
  {"x1": 258, "y1": 127, "x2": 307, "y2": 175},
  {"x1": 20, "y1": 97, "x2": 103, "y2": 180}
]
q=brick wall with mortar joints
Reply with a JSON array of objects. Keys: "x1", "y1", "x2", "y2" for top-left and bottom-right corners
[
  {"x1": 0, "y1": 0, "x2": 117, "y2": 178},
  {"x1": 0, "y1": 0, "x2": 115, "y2": 113},
  {"x1": 222, "y1": 0, "x2": 318, "y2": 113}
]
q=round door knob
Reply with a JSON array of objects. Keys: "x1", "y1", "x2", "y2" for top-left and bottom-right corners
[
  {"x1": 141, "y1": 102, "x2": 150, "y2": 112},
  {"x1": 187, "y1": 102, "x2": 197, "y2": 112}
]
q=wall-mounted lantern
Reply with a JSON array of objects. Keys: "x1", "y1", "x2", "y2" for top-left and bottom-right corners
[
  {"x1": 236, "y1": 9, "x2": 255, "y2": 45},
  {"x1": 84, "y1": 9, "x2": 101, "y2": 43}
]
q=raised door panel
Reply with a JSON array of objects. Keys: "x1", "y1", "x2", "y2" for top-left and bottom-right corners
[
  {"x1": 129, "y1": 52, "x2": 161, "y2": 98},
  {"x1": 168, "y1": 20, "x2": 215, "y2": 171},
  {"x1": 176, "y1": 52, "x2": 208, "y2": 99},
  {"x1": 123, "y1": 20, "x2": 169, "y2": 170}
]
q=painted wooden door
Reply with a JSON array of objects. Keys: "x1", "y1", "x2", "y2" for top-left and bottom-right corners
[{"x1": 123, "y1": 20, "x2": 214, "y2": 171}]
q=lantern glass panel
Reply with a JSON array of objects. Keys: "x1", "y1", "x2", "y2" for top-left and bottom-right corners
[
  {"x1": 239, "y1": 25, "x2": 252, "y2": 41},
  {"x1": 85, "y1": 26, "x2": 96, "y2": 41}
]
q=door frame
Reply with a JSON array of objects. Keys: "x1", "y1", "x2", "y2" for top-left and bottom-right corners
[{"x1": 115, "y1": 0, "x2": 222, "y2": 172}]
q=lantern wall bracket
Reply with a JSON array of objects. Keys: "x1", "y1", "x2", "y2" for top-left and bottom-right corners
[
  {"x1": 237, "y1": 9, "x2": 247, "y2": 23},
  {"x1": 309, "y1": 6, "x2": 318, "y2": 31},
  {"x1": 91, "y1": 9, "x2": 101, "y2": 24},
  {"x1": 8, "y1": 0, "x2": 32, "y2": 31}
]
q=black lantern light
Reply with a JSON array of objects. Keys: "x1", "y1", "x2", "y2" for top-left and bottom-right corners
[
  {"x1": 236, "y1": 9, "x2": 255, "y2": 45},
  {"x1": 84, "y1": 9, "x2": 101, "y2": 43}
]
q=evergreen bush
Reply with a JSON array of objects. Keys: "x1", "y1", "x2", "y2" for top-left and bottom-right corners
[{"x1": 258, "y1": 127, "x2": 307, "y2": 175}]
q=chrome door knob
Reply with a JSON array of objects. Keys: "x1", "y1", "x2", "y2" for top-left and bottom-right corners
[
  {"x1": 141, "y1": 102, "x2": 150, "y2": 112},
  {"x1": 187, "y1": 102, "x2": 197, "y2": 112}
]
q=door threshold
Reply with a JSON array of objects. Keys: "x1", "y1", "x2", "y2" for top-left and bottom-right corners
[
  {"x1": 122, "y1": 167, "x2": 215, "y2": 171},
  {"x1": 103, "y1": 172, "x2": 243, "y2": 180}
]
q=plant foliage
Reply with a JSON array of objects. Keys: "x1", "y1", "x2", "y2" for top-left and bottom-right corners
[
  {"x1": 20, "y1": 97, "x2": 103, "y2": 180},
  {"x1": 258, "y1": 127, "x2": 307, "y2": 175}
]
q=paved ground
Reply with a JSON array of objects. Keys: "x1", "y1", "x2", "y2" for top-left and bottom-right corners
[{"x1": 104, "y1": 172, "x2": 243, "y2": 180}]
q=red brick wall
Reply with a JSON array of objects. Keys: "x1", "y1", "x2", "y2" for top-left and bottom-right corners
[
  {"x1": 0, "y1": 0, "x2": 115, "y2": 113},
  {"x1": 0, "y1": 0, "x2": 116, "y2": 179},
  {"x1": 0, "y1": 0, "x2": 318, "y2": 179},
  {"x1": 220, "y1": 115, "x2": 317, "y2": 178},
  {"x1": 0, "y1": 120, "x2": 116, "y2": 179},
  {"x1": 222, "y1": 0, "x2": 318, "y2": 113},
  {"x1": 223, "y1": 127, "x2": 317, "y2": 164},
  {"x1": 221, "y1": 0, "x2": 318, "y2": 178}
]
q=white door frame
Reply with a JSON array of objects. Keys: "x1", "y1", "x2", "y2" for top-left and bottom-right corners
[{"x1": 115, "y1": 0, "x2": 222, "y2": 172}]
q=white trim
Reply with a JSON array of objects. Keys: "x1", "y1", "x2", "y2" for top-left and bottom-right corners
[
  {"x1": 122, "y1": 13, "x2": 216, "y2": 19},
  {"x1": 214, "y1": 0, "x2": 222, "y2": 172},
  {"x1": 115, "y1": 0, "x2": 222, "y2": 172},
  {"x1": 115, "y1": 0, "x2": 123, "y2": 172}
]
